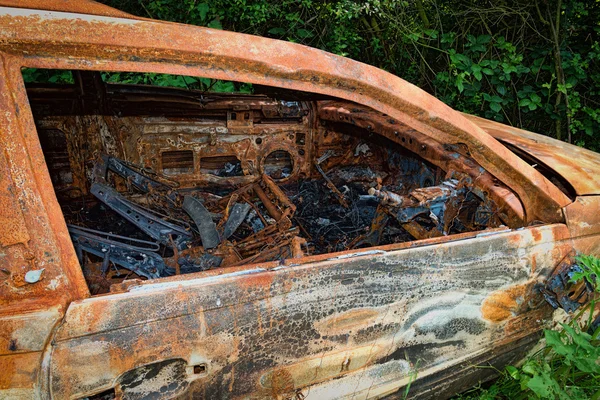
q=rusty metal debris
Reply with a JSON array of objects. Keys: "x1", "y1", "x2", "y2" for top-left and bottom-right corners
[
  {"x1": 70, "y1": 152, "x2": 500, "y2": 292},
  {"x1": 30, "y1": 73, "x2": 522, "y2": 294},
  {"x1": 70, "y1": 154, "x2": 312, "y2": 291}
]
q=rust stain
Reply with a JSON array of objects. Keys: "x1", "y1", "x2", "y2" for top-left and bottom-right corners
[
  {"x1": 314, "y1": 308, "x2": 381, "y2": 335},
  {"x1": 260, "y1": 345, "x2": 384, "y2": 390},
  {"x1": 481, "y1": 284, "x2": 530, "y2": 323},
  {"x1": 466, "y1": 113, "x2": 600, "y2": 196}
]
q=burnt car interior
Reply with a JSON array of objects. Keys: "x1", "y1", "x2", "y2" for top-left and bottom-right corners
[{"x1": 25, "y1": 69, "x2": 530, "y2": 295}]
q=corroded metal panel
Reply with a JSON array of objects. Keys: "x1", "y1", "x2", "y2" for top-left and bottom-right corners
[
  {"x1": 466, "y1": 113, "x2": 600, "y2": 196},
  {"x1": 47, "y1": 224, "x2": 571, "y2": 399},
  {"x1": 0, "y1": 55, "x2": 87, "y2": 397},
  {"x1": 564, "y1": 196, "x2": 600, "y2": 256},
  {"x1": 0, "y1": 0, "x2": 138, "y2": 19}
]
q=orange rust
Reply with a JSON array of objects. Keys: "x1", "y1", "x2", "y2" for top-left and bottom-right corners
[
  {"x1": 531, "y1": 228, "x2": 542, "y2": 243},
  {"x1": 466, "y1": 113, "x2": 600, "y2": 196},
  {"x1": 0, "y1": 0, "x2": 140, "y2": 19},
  {"x1": 481, "y1": 284, "x2": 530, "y2": 323},
  {"x1": 0, "y1": 353, "x2": 40, "y2": 389},
  {"x1": 314, "y1": 308, "x2": 381, "y2": 334}
]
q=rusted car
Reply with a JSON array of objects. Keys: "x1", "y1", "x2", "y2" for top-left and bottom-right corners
[{"x1": 1, "y1": 1, "x2": 599, "y2": 399}]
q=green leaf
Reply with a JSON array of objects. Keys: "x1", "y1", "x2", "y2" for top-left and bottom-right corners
[
  {"x1": 208, "y1": 18, "x2": 222, "y2": 29},
  {"x1": 296, "y1": 28, "x2": 314, "y2": 39},
  {"x1": 477, "y1": 34, "x2": 492, "y2": 44},
  {"x1": 197, "y1": 3, "x2": 209, "y2": 21},
  {"x1": 441, "y1": 32, "x2": 455, "y2": 44},
  {"x1": 482, "y1": 68, "x2": 494, "y2": 75},
  {"x1": 199, "y1": 77, "x2": 211, "y2": 89},
  {"x1": 521, "y1": 360, "x2": 537, "y2": 376},
  {"x1": 526, "y1": 371, "x2": 556, "y2": 398},
  {"x1": 506, "y1": 365, "x2": 520, "y2": 380},
  {"x1": 407, "y1": 32, "x2": 420, "y2": 41},
  {"x1": 423, "y1": 29, "x2": 438, "y2": 39},
  {"x1": 519, "y1": 98, "x2": 532, "y2": 107},
  {"x1": 456, "y1": 78, "x2": 464, "y2": 93},
  {"x1": 503, "y1": 64, "x2": 518, "y2": 74},
  {"x1": 451, "y1": 52, "x2": 471, "y2": 68},
  {"x1": 490, "y1": 102, "x2": 502, "y2": 112},
  {"x1": 545, "y1": 329, "x2": 575, "y2": 361},
  {"x1": 212, "y1": 80, "x2": 235, "y2": 92},
  {"x1": 268, "y1": 27, "x2": 286, "y2": 35},
  {"x1": 470, "y1": 44, "x2": 486, "y2": 52}
]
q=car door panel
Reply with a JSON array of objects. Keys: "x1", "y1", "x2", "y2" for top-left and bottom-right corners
[{"x1": 46, "y1": 223, "x2": 571, "y2": 399}]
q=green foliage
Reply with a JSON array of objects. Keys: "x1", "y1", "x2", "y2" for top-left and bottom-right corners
[
  {"x1": 21, "y1": 0, "x2": 600, "y2": 150},
  {"x1": 99, "y1": 72, "x2": 252, "y2": 93},
  {"x1": 22, "y1": 68, "x2": 74, "y2": 84},
  {"x1": 571, "y1": 255, "x2": 600, "y2": 289},
  {"x1": 23, "y1": 68, "x2": 252, "y2": 94},
  {"x1": 457, "y1": 255, "x2": 600, "y2": 400}
]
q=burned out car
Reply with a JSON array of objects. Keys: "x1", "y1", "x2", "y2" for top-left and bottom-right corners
[{"x1": 1, "y1": 1, "x2": 600, "y2": 399}]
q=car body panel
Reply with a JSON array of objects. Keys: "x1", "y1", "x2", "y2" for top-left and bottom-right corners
[
  {"x1": 49, "y1": 224, "x2": 570, "y2": 399},
  {"x1": 465, "y1": 113, "x2": 600, "y2": 196},
  {"x1": 0, "y1": 0, "x2": 138, "y2": 19},
  {"x1": 0, "y1": 2, "x2": 597, "y2": 400},
  {"x1": 564, "y1": 196, "x2": 600, "y2": 255}
]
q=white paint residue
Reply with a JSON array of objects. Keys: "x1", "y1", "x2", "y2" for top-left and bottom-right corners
[
  {"x1": 24, "y1": 269, "x2": 44, "y2": 283},
  {"x1": 128, "y1": 268, "x2": 265, "y2": 293},
  {"x1": 126, "y1": 362, "x2": 180, "y2": 395},
  {"x1": 47, "y1": 277, "x2": 61, "y2": 290},
  {"x1": 328, "y1": 250, "x2": 386, "y2": 260},
  {"x1": 0, "y1": 7, "x2": 141, "y2": 25}
]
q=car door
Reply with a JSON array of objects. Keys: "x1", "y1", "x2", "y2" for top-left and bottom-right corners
[{"x1": 44, "y1": 223, "x2": 572, "y2": 399}]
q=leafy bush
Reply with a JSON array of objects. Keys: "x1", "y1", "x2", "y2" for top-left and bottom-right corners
[
  {"x1": 22, "y1": 1, "x2": 600, "y2": 149},
  {"x1": 95, "y1": 0, "x2": 600, "y2": 150}
]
